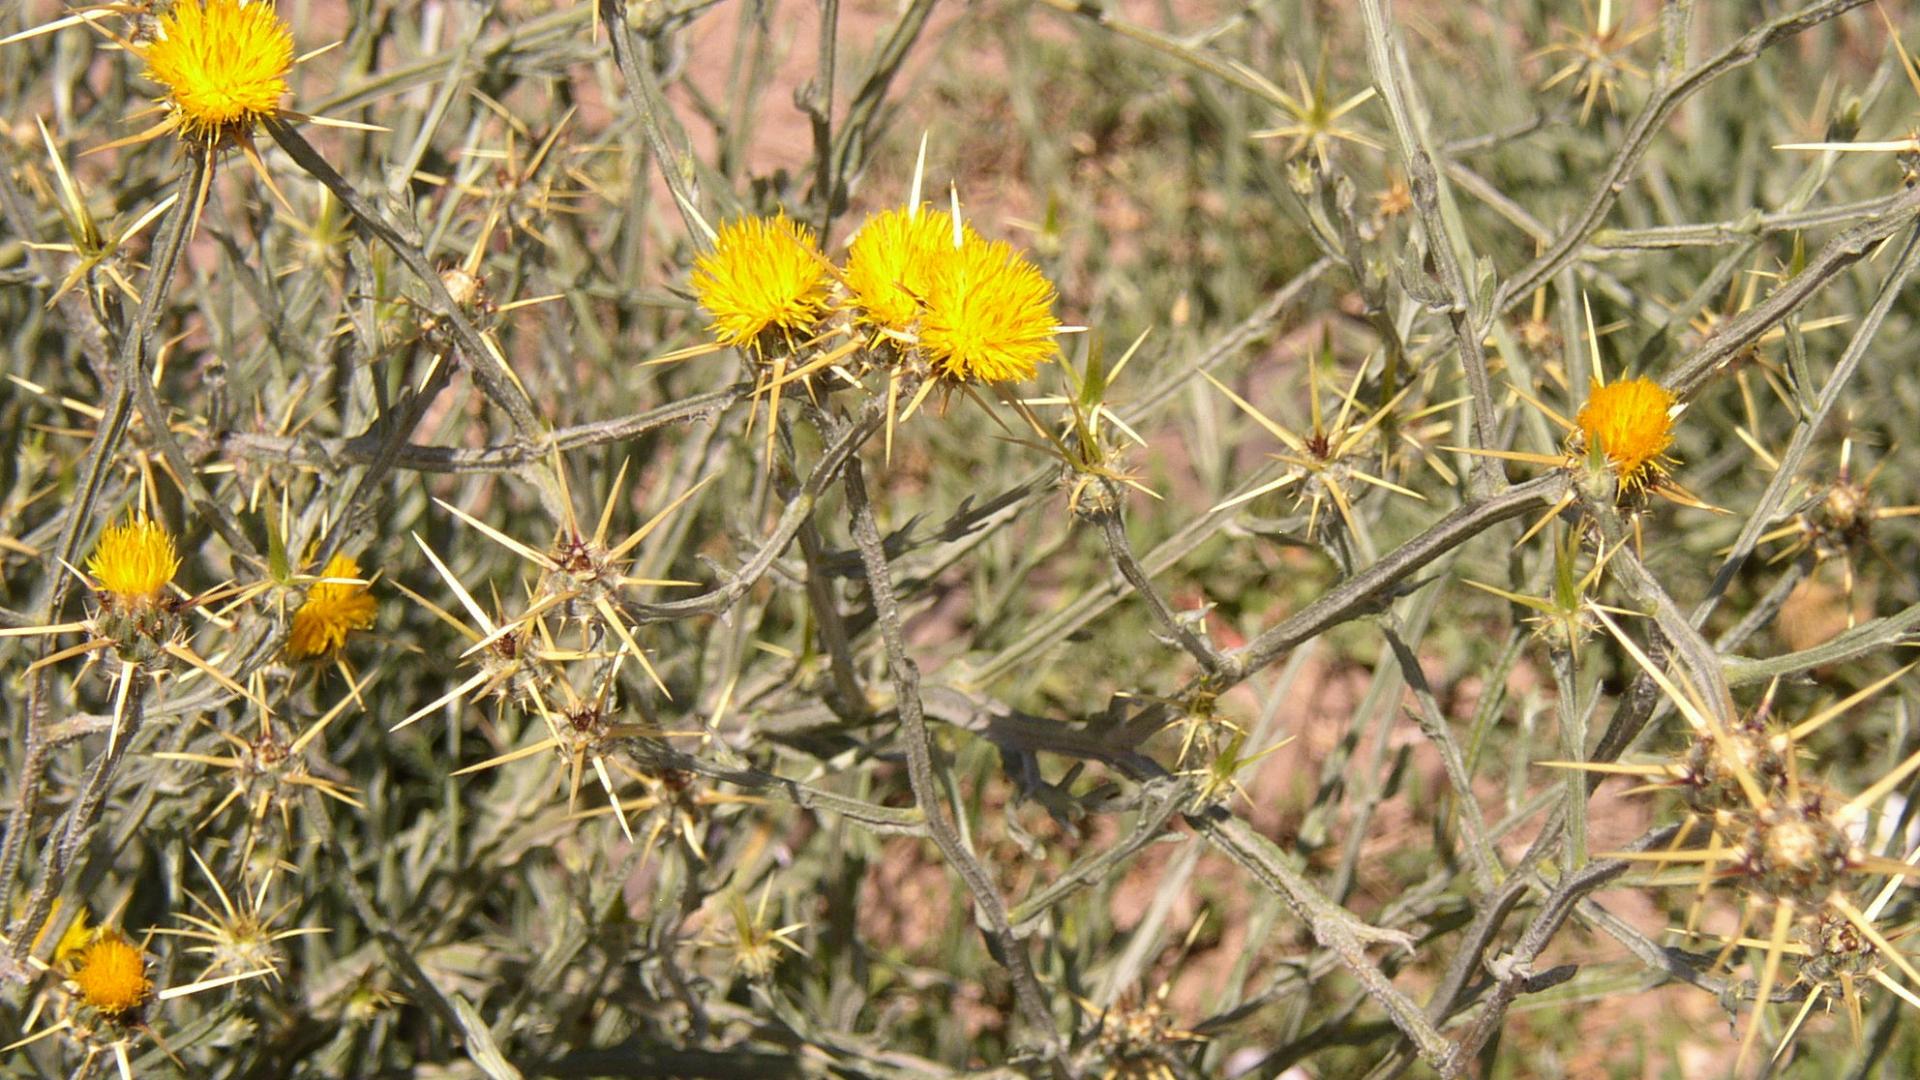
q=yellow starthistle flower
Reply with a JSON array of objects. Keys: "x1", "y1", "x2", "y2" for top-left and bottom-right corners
[
  {"x1": 70, "y1": 932, "x2": 152, "y2": 1018},
  {"x1": 1573, "y1": 376, "x2": 1676, "y2": 491},
  {"x1": 842, "y1": 206, "x2": 961, "y2": 333},
  {"x1": 917, "y1": 232, "x2": 1061, "y2": 384},
  {"x1": 1453, "y1": 297, "x2": 1713, "y2": 537},
  {"x1": 87, "y1": 514, "x2": 181, "y2": 608},
  {"x1": 287, "y1": 553, "x2": 377, "y2": 659},
  {"x1": 142, "y1": 0, "x2": 295, "y2": 148},
  {"x1": 689, "y1": 212, "x2": 831, "y2": 352}
]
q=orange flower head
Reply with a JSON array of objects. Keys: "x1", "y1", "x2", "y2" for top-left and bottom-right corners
[
  {"x1": 72, "y1": 933, "x2": 152, "y2": 1018},
  {"x1": 1574, "y1": 376, "x2": 1675, "y2": 490}
]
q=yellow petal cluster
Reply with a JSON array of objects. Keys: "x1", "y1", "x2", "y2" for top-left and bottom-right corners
[
  {"x1": 1574, "y1": 376, "x2": 1676, "y2": 490},
  {"x1": 692, "y1": 203, "x2": 1062, "y2": 388},
  {"x1": 690, "y1": 213, "x2": 831, "y2": 350},
  {"x1": 288, "y1": 553, "x2": 378, "y2": 659},
  {"x1": 72, "y1": 933, "x2": 152, "y2": 1017},
  {"x1": 843, "y1": 207, "x2": 961, "y2": 334},
  {"x1": 87, "y1": 515, "x2": 181, "y2": 605},
  {"x1": 143, "y1": 0, "x2": 295, "y2": 146},
  {"x1": 916, "y1": 232, "x2": 1061, "y2": 385}
]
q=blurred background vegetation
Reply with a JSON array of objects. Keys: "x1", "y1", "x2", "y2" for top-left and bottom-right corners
[{"x1": 7, "y1": 0, "x2": 1920, "y2": 1076}]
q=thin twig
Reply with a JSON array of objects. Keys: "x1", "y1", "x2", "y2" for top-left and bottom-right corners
[
  {"x1": 1213, "y1": 473, "x2": 1570, "y2": 689},
  {"x1": 841, "y1": 447, "x2": 1061, "y2": 1052},
  {"x1": 1092, "y1": 500, "x2": 1223, "y2": 673},
  {"x1": 265, "y1": 119, "x2": 545, "y2": 442},
  {"x1": 1357, "y1": 0, "x2": 1500, "y2": 492}
]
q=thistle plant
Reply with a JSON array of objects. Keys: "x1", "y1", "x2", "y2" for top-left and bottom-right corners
[{"x1": 12, "y1": 1, "x2": 1920, "y2": 1077}]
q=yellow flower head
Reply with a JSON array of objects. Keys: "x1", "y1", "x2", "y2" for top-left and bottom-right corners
[
  {"x1": 288, "y1": 553, "x2": 377, "y2": 659},
  {"x1": 1574, "y1": 376, "x2": 1676, "y2": 490},
  {"x1": 71, "y1": 933, "x2": 152, "y2": 1018},
  {"x1": 917, "y1": 232, "x2": 1060, "y2": 384},
  {"x1": 690, "y1": 213, "x2": 831, "y2": 352},
  {"x1": 843, "y1": 207, "x2": 961, "y2": 333},
  {"x1": 143, "y1": 0, "x2": 294, "y2": 147},
  {"x1": 87, "y1": 515, "x2": 181, "y2": 605}
]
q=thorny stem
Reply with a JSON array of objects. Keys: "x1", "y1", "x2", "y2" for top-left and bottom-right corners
[
  {"x1": 1586, "y1": 628, "x2": 1673, "y2": 775},
  {"x1": 1564, "y1": 885, "x2": 1799, "y2": 1004},
  {"x1": 635, "y1": 399, "x2": 884, "y2": 622},
  {"x1": 8, "y1": 671, "x2": 150, "y2": 964},
  {"x1": 966, "y1": 260, "x2": 1334, "y2": 686},
  {"x1": 310, "y1": 330, "x2": 465, "y2": 567},
  {"x1": 1723, "y1": 598, "x2": 1920, "y2": 686},
  {"x1": 657, "y1": 751, "x2": 929, "y2": 834},
  {"x1": 840, "y1": 450, "x2": 1061, "y2": 1052},
  {"x1": 129, "y1": 358, "x2": 259, "y2": 562},
  {"x1": 1210, "y1": 473, "x2": 1569, "y2": 691},
  {"x1": 45, "y1": 148, "x2": 203, "y2": 617},
  {"x1": 968, "y1": 470, "x2": 1294, "y2": 689},
  {"x1": 1545, "y1": 647, "x2": 1590, "y2": 871},
  {"x1": 828, "y1": 0, "x2": 938, "y2": 203},
  {"x1": 802, "y1": 0, "x2": 839, "y2": 238},
  {"x1": 1590, "y1": 193, "x2": 1908, "y2": 249},
  {"x1": 1581, "y1": 494, "x2": 1734, "y2": 719},
  {"x1": 1380, "y1": 623, "x2": 1499, "y2": 893},
  {"x1": 1713, "y1": 558, "x2": 1809, "y2": 654},
  {"x1": 1007, "y1": 778, "x2": 1187, "y2": 931},
  {"x1": 219, "y1": 386, "x2": 749, "y2": 474},
  {"x1": 1210, "y1": 791, "x2": 1560, "y2": 1043},
  {"x1": 597, "y1": 0, "x2": 715, "y2": 243},
  {"x1": 1299, "y1": 167, "x2": 1404, "y2": 398},
  {"x1": 1665, "y1": 187, "x2": 1920, "y2": 399},
  {"x1": 796, "y1": 515, "x2": 867, "y2": 716},
  {"x1": 1690, "y1": 225, "x2": 1920, "y2": 624},
  {"x1": 786, "y1": 406, "x2": 866, "y2": 716},
  {"x1": 264, "y1": 120, "x2": 545, "y2": 444},
  {"x1": 1417, "y1": 875, "x2": 1530, "y2": 1033},
  {"x1": 0, "y1": 152, "x2": 204, "y2": 915},
  {"x1": 1491, "y1": 0, "x2": 1879, "y2": 316},
  {"x1": 1326, "y1": 603, "x2": 1429, "y2": 905},
  {"x1": 1191, "y1": 813, "x2": 1450, "y2": 1069},
  {"x1": 1441, "y1": 825, "x2": 1680, "y2": 1076}
]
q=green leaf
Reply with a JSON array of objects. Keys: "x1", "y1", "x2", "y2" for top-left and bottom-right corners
[
  {"x1": 266, "y1": 514, "x2": 290, "y2": 584},
  {"x1": 1079, "y1": 335, "x2": 1108, "y2": 411}
]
